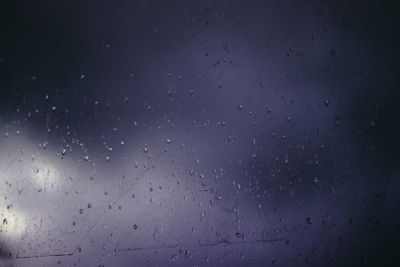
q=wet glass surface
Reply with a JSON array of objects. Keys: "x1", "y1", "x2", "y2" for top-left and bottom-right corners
[{"x1": 0, "y1": 1, "x2": 399, "y2": 266}]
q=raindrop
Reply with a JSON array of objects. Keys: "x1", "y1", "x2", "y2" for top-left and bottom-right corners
[
  {"x1": 185, "y1": 250, "x2": 190, "y2": 257},
  {"x1": 370, "y1": 120, "x2": 376, "y2": 127}
]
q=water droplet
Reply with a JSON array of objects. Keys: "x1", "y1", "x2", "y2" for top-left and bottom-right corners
[{"x1": 185, "y1": 250, "x2": 190, "y2": 257}]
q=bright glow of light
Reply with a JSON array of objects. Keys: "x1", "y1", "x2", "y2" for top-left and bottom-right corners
[
  {"x1": 30, "y1": 161, "x2": 58, "y2": 190},
  {"x1": 0, "y1": 208, "x2": 26, "y2": 237}
]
